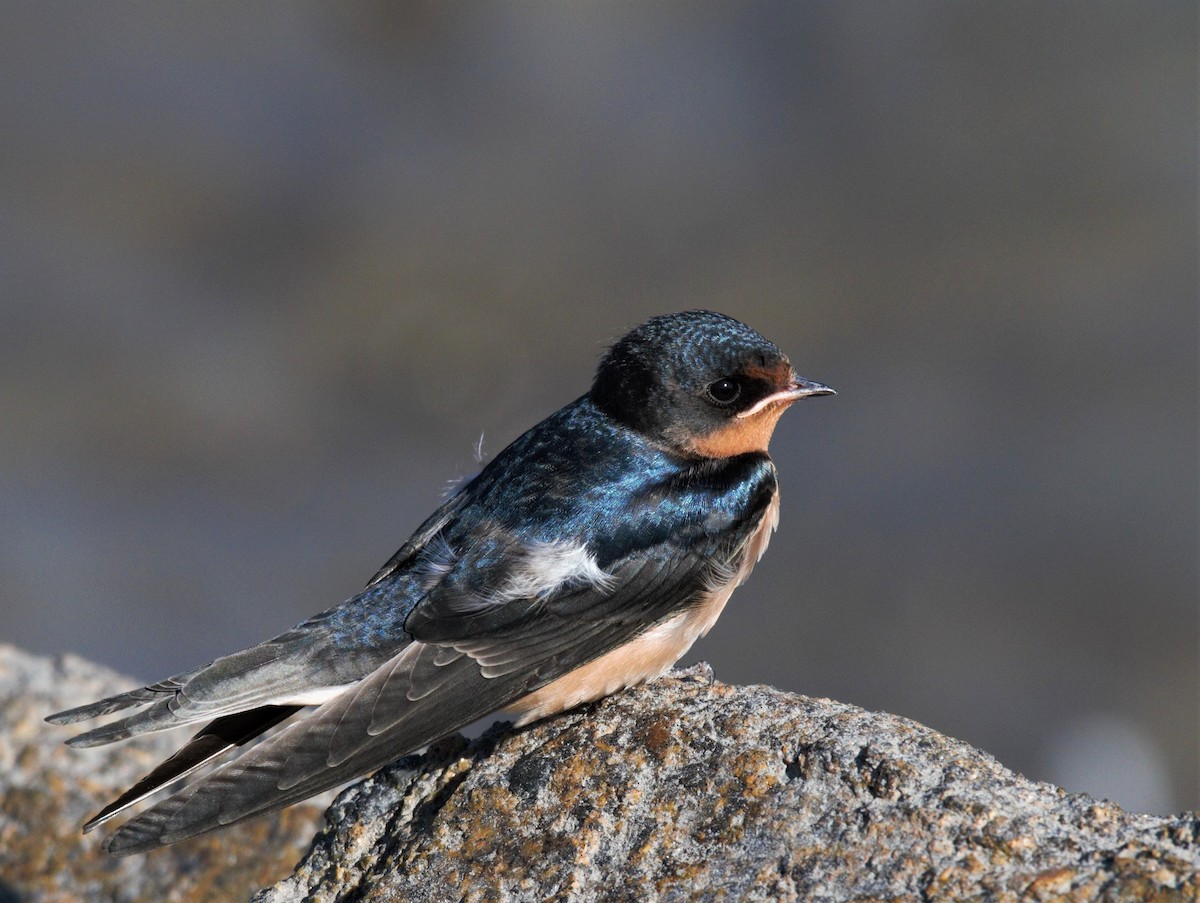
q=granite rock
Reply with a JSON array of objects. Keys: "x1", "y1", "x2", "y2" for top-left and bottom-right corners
[
  {"x1": 0, "y1": 644, "x2": 326, "y2": 903},
  {"x1": 258, "y1": 664, "x2": 1199, "y2": 902},
  {"x1": 6, "y1": 645, "x2": 1197, "y2": 902}
]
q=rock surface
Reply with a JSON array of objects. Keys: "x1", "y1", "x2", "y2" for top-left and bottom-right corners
[
  {"x1": 0, "y1": 643, "x2": 326, "y2": 903},
  {"x1": 4, "y1": 645, "x2": 1197, "y2": 902},
  {"x1": 258, "y1": 664, "x2": 1199, "y2": 903}
]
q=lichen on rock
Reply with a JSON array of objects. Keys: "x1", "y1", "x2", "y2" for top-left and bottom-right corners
[
  {"x1": 4, "y1": 645, "x2": 1196, "y2": 903},
  {"x1": 0, "y1": 644, "x2": 326, "y2": 903},
  {"x1": 257, "y1": 663, "x2": 1199, "y2": 902}
]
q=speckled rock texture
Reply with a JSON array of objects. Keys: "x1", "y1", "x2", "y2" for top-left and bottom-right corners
[
  {"x1": 257, "y1": 664, "x2": 1199, "y2": 902},
  {"x1": 0, "y1": 644, "x2": 326, "y2": 903},
  {"x1": 6, "y1": 648, "x2": 1197, "y2": 903}
]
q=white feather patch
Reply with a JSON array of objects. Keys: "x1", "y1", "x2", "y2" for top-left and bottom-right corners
[
  {"x1": 492, "y1": 540, "x2": 613, "y2": 603},
  {"x1": 415, "y1": 533, "x2": 459, "y2": 590}
]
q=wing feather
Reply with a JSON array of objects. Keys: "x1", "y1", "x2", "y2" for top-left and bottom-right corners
[
  {"x1": 100, "y1": 453, "x2": 780, "y2": 855},
  {"x1": 81, "y1": 705, "x2": 300, "y2": 833},
  {"x1": 102, "y1": 543, "x2": 715, "y2": 855}
]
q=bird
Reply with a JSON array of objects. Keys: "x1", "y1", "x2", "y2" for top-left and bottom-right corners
[{"x1": 47, "y1": 310, "x2": 833, "y2": 855}]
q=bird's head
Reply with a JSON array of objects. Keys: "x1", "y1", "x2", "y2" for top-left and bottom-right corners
[{"x1": 590, "y1": 310, "x2": 833, "y2": 459}]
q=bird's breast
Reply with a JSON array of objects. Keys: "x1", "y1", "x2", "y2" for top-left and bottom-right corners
[{"x1": 506, "y1": 488, "x2": 781, "y2": 725}]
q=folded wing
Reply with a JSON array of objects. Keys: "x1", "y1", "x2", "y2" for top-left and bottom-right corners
[{"x1": 104, "y1": 533, "x2": 728, "y2": 854}]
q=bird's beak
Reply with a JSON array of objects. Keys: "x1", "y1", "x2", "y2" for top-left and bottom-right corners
[{"x1": 736, "y1": 376, "x2": 835, "y2": 419}]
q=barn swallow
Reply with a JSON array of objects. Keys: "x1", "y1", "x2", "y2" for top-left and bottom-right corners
[{"x1": 47, "y1": 310, "x2": 833, "y2": 855}]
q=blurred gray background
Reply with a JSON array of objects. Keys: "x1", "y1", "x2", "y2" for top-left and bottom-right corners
[{"x1": 3, "y1": 4, "x2": 1195, "y2": 815}]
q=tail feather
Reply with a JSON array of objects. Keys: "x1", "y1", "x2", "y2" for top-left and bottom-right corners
[
  {"x1": 83, "y1": 704, "x2": 302, "y2": 833},
  {"x1": 101, "y1": 645, "x2": 525, "y2": 855},
  {"x1": 45, "y1": 672, "x2": 196, "y2": 725},
  {"x1": 48, "y1": 642, "x2": 344, "y2": 747},
  {"x1": 65, "y1": 697, "x2": 186, "y2": 748}
]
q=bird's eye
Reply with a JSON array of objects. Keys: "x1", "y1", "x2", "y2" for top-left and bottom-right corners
[{"x1": 706, "y1": 377, "x2": 741, "y2": 405}]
